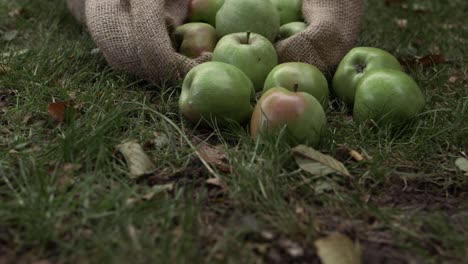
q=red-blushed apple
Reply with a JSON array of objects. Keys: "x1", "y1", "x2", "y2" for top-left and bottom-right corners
[
  {"x1": 213, "y1": 32, "x2": 278, "y2": 91},
  {"x1": 353, "y1": 69, "x2": 425, "y2": 126},
  {"x1": 263, "y1": 62, "x2": 329, "y2": 108},
  {"x1": 251, "y1": 87, "x2": 327, "y2": 146},
  {"x1": 332, "y1": 47, "x2": 403, "y2": 106},
  {"x1": 216, "y1": 0, "x2": 280, "y2": 42},
  {"x1": 179, "y1": 62, "x2": 255, "y2": 127},
  {"x1": 278, "y1": 22, "x2": 307, "y2": 40},
  {"x1": 187, "y1": 0, "x2": 225, "y2": 27},
  {"x1": 270, "y1": 0, "x2": 303, "y2": 25},
  {"x1": 174, "y1": 22, "x2": 217, "y2": 58}
]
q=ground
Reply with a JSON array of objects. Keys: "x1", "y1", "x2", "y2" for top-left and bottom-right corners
[{"x1": 0, "y1": 0, "x2": 467, "y2": 263}]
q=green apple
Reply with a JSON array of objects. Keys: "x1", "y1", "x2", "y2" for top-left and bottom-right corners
[
  {"x1": 250, "y1": 87, "x2": 327, "y2": 146},
  {"x1": 278, "y1": 22, "x2": 307, "y2": 40},
  {"x1": 270, "y1": 0, "x2": 303, "y2": 25},
  {"x1": 216, "y1": 0, "x2": 280, "y2": 42},
  {"x1": 179, "y1": 61, "x2": 255, "y2": 126},
  {"x1": 187, "y1": 0, "x2": 225, "y2": 26},
  {"x1": 353, "y1": 69, "x2": 425, "y2": 126},
  {"x1": 174, "y1": 22, "x2": 217, "y2": 58},
  {"x1": 213, "y1": 32, "x2": 278, "y2": 91},
  {"x1": 332, "y1": 47, "x2": 403, "y2": 106},
  {"x1": 264, "y1": 62, "x2": 329, "y2": 108}
]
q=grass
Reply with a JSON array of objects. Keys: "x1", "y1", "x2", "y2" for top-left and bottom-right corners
[{"x1": 1, "y1": 0, "x2": 467, "y2": 263}]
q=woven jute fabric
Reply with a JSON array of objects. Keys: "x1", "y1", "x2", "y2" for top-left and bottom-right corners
[{"x1": 67, "y1": 0, "x2": 363, "y2": 83}]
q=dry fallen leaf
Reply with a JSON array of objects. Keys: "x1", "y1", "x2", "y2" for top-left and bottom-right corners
[
  {"x1": 117, "y1": 140, "x2": 156, "y2": 179},
  {"x1": 47, "y1": 101, "x2": 74, "y2": 123},
  {"x1": 197, "y1": 143, "x2": 231, "y2": 173},
  {"x1": 295, "y1": 156, "x2": 336, "y2": 176},
  {"x1": 399, "y1": 53, "x2": 448, "y2": 68},
  {"x1": 292, "y1": 145, "x2": 352, "y2": 178},
  {"x1": 315, "y1": 232, "x2": 362, "y2": 264},
  {"x1": 455, "y1": 158, "x2": 468, "y2": 176},
  {"x1": 417, "y1": 54, "x2": 446, "y2": 66}
]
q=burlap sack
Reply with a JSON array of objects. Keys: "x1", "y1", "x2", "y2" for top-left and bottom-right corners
[{"x1": 67, "y1": 0, "x2": 363, "y2": 83}]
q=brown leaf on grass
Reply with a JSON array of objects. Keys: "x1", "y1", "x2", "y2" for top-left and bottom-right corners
[
  {"x1": 292, "y1": 145, "x2": 352, "y2": 178},
  {"x1": 314, "y1": 232, "x2": 362, "y2": 264},
  {"x1": 47, "y1": 101, "x2": 75, "y2": 123},
  {"x1": 399, "y1": 54, "x2": 448, "y2": 68},
  {"x1": 197, "y1": 143, "x2": 231, "y2": 173},
  {"x1": 417, "y1": 54, "x2": 446, "y2": 66},
  {"x1": 116, "y1": 140, "x2": 156, "y2": 179}
]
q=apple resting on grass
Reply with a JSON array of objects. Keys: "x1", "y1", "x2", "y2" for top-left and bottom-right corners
[
  {"x1": 216, "y1": 0, "x2": 280, "y2": 42},
  {"x1": 174, "y1": 23, "x2": 217, "y2": 58},
  {"x1": 278, "y1": 22, "x2": 307, "y2": 40},
  {"x1": 187, "y1": 0, "x2": 225, "y2": 27},
  {"x1": 332, "y1": 47, "x2": 403, "y2": 106},
  {"x1": 213, "y1": 32, "x2": 278, "y2": 91},
  {"x1": 270, "y1": 0, "x2": 303, "y2": 25},
  {"x1": 179, "y1": 62, "x2": 255, "y2": 126},
  {"x1": 250, "y1": 87, "x2": 327, "y2": 146},
  {"x1": 353, "y1": 69, "x2": 425, "y2": 126},
  {"x1": 264, "y1": 62, "x2": 329, "y2": 108}
]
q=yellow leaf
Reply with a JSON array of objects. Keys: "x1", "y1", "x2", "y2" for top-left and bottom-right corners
[
  {"x1": 117, "y1": 140, "x2": 156, "y2": 179},
  {"x1": 292, "y1": 145, "x2": 352, "y2": 177},
  {"x1": 315, "y1": 233, "x2": 362, "y2": 264}
]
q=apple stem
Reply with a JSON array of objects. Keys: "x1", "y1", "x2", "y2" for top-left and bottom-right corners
[
  {"x1": 293, "y1": 83, "x2": 299, "y2": 92},
  {"x1": 356, "y1": 64, "x2": 366, "y2": 73},
  {"x1": 246, "y1": 32, "x2": 251, "y2": 44}
]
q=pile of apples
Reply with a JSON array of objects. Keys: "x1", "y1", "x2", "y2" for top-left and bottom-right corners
[{"x1": 175, "y1": 0, "x2": 425, "y2": 146}]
